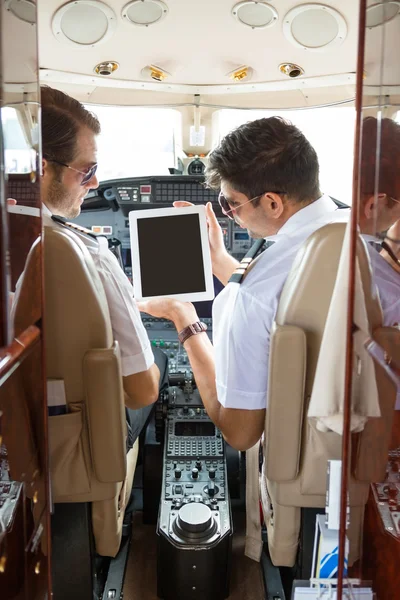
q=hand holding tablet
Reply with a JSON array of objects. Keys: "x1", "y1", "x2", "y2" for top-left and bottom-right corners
[{"x1": 129, "y1": 205, "x2": 215, "y2": 302}]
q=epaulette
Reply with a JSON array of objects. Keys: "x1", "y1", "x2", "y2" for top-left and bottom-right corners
[
  {"x1": 51, "y1": 215, "x2": 98, "y2": 240},
  {"x1": 229, "y1": 238, "x2": 273, "y2": 284}
]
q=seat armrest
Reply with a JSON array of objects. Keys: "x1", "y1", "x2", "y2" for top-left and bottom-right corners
[
  {"x1": 266, "y1": 324, "x2": 306, "y2": 482},
  {"x1": 83, "y1": 342, "x2": 126, "y2": 483}
]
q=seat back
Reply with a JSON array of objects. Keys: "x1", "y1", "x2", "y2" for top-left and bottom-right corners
[
  {"x1": 43, "y1": 223, "x2": 136, "y2": 557},
  {"x1": 263, "y1": 223, "x2": 398, "y2": 567}
]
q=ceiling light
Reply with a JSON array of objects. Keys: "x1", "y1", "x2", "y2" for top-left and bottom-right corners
[
  {"x1": 279, "y1": 63, "x2": 304, "y2": 78},
  {"x1": 232, "y1": 1, "x2": 278, "y2": 29},
  {"x1": 366, "y1": 2, "x2": 400, "y2": 27},
  {"x1": 227, "y1": 66, "x2": 253, "y2": 82},
  {"x1": 52, "y1": 0, "x2": 117, "y2": 48},
  {"x1": 5, "y1": 0, "x2": 36, "y2": 24},
  {"x1": 283, "y1": 4, "x2": 347, "y2": 52},
  {"x1": 141, "y1": 65, "x2": 170, "y2": 81},
  {"x1": 94, "y1": 61, "x2": 119, "y2": 76},
  {"x1": 122, "y1": 0, "x2": 168, "y2": 27}
]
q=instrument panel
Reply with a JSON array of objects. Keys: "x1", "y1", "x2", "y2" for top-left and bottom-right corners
[{"x1": 76, "y1": 175, "x2": 253, "y2": 264}]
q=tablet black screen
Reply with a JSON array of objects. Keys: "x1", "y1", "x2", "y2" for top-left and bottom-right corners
[{"x1": 137, "y1": 213, "x2": 206, "y2": 296}]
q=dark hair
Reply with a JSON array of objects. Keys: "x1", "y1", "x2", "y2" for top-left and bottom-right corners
[
  {"x1": 360, "y1": 116, "x2": 400, "y2": 204},
  {"x1": 205, "y1": 116, "x2": 320, "y2": 204},
  {"x1": 41, "y1": 85, "x2": 100, "y2": 165}
]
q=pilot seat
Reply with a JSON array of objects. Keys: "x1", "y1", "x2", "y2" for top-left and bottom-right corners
[
  {"x1": 257, "y1": 223, "x2": 400, "y2": 594},
  {"x1": 43, "y1": 221, "x2": 138, "y2": 599}
]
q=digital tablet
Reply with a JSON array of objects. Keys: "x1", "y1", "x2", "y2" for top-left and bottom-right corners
[{"x1": 129, "y1": 205, "x2": 215, "y2": 302}]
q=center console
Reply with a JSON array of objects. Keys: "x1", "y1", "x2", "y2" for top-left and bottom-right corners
[{"x1": 156, "y1": 380, "x2": 232, "y2": 600}]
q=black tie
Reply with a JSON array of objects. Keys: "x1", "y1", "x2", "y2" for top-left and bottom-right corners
[{"x1": 229, "y1": 239, "x2": 275, "y2": 284}]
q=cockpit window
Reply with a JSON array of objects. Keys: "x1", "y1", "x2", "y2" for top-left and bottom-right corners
[
  {"x1": 83, "y1": 105, "x2": 182, "y2": 182},
  {"x1": 215, "y1": 107, "x2": 356, "y2": 204},
  {"x1": 2, "y1": 107, "x2": 37, "y2": 174}
]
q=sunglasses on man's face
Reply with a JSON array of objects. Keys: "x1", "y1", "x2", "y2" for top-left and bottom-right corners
[
  {"x1": 45, "y1": 157, "x2": 98, "y2": 186},
  {"x1": 218, "y1": 190, "x2": 286, "y2": 220}
]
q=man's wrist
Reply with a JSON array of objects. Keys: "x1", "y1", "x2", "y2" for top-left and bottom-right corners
[{"x1": 170, "y1": 305, "x2": 199, "y2": 331}]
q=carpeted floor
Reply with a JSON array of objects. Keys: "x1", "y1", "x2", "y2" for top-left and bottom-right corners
[{"x1": 123, "y1": 510, "x2": 265, "y2": 599}]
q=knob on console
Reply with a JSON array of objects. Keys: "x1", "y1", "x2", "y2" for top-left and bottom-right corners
[
  {"x1": 174, "y1": 469, "x2": 182, "y2": 479},
  {"x1": 176, "y1": 503, "x2": 213, "y2": 534},
  {"x1": 209, "y1": 468, "x2": 216, "y2": 479},
  {"x1": 207, "y1": 481, "x2": 216, "y2": 497},
  {"x1": 191, "y1": 468, "x2": 199, "y2": 479}
]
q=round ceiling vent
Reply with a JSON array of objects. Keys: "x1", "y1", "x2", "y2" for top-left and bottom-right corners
[
  {"x1": 5, "y1": 0, "x2": 36, "y2": 24},
  {"x1": 279, "y1": 63, "x2": 304, "y2": 78},
  {"x1": 94, "y1": 61, "x2": 119, "y2": 75},
  {"x1": 122, "y1": 0, "x2": 168, "y2": 26},
  {"x1": 283, "y1": 4, "x2": 347, "y2": 52},
  {"x1": 366, "y1": 2, "x2": 400, "y2": 28},
  {"x1": 52, "y1": 0, "x2": 117, "y2": 48},
  {"x1": 232, "y1": 1, "x2": 278, "y2": 29}
]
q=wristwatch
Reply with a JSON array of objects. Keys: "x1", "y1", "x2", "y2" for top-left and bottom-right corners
[{"x1": 178, "y1": 321, "x2": 208, "y2": 345}]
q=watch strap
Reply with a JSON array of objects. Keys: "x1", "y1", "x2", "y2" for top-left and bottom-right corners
[{"x1": 178, "y1": 321, "x2": 207, "y2": 345}]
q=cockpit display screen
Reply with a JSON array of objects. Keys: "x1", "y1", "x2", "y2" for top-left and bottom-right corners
[{"x1": 174, "y1": 421, "x2": 215, "y2": 437}]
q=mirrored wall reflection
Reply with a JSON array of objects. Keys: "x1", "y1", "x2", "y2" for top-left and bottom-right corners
[
  {"x1": 1, "y1": 0, "x2": 41, "y2": 304},
  {"x1": 0, "y1": 0, "x2": 50, "y2": 598},
  {"x1": 343, "y1": 1, "x2": 400, "y2": 598}
]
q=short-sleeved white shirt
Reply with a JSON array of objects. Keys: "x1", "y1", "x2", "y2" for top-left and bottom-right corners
[
  {"x1": 365, "y1": 241, "x2": 400, "y2": 411},
  {"x1": 365, "y1": 241, "x2": 400, "y2": 327},
  {"x1": 42, "y1": 204, "x2": 154, "y2": 377},
  {"x1": 212, "y1": 195, "x2": 349, "y2": 411}
]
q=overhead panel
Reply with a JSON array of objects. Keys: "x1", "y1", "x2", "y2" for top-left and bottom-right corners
[
  {"x1": 121, "y1": 0, "x2": 168, "y2": 26},
  {"x1": 283, "y1": 3, "x2": 347, "y2": 52},
  {"x1": 52, "y1": 0, "x2": 117, "y2": 47},
  {"x1": 231, "y1": 1, "x2": 278, "y2": 29},
  {"x1": 366, "y1": 1, "x2": 400, "y2": 27},
  {"x1": 5, "y1": 0, "x2": 36, "y2": 24}
]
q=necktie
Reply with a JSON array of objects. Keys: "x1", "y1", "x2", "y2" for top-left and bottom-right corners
[{"x1": 229, "y1": 239, "x2": 275, "y2": 284}]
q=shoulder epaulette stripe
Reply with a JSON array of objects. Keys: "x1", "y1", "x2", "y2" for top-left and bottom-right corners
[
  {"x1": 228, "y1": 238, "x2": 275, "y2": 285},
  {"x1": 51, "y1": 215, "x2": 99, "y2": 240}
]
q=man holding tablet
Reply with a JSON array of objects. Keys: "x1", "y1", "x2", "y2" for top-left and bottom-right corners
[{"x1": 138, "y1": 117, "x2": 349, "y2": 451}]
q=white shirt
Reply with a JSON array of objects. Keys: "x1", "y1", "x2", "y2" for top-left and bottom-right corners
[
  {"x1": 212, "y1": 195, "x2": 349, "y2": 411},
  {"x1": 364, "y1": 239, "x2": 400, "y2": 410},
  {"x1": 364, "y1": 239, "x2": 400, "y2": 327},
  {"x1": 42, "y1": 204, "x2": 154, "y2": 377}
]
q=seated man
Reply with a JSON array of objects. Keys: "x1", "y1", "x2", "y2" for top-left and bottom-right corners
[
  {"x1": 380, "y1": 220, "x2": 400, "y2": 277},
  {"x1": 38, "y1": 85, "x2": 166, "y2": 444},
  {"x1": 138, "y1": 116, "x2": 349, "y2": 451},
  {"x1": 358, "y1": 116, "x2": 400, "y2": 328}
]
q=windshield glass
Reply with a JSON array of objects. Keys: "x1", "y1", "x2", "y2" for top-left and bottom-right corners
[
  {"x1": 86, "y1": 103, "x2": 356, "y2": 206},
  {"x1": 84, "y1": 105, "x2": 181, "y2": 182}
]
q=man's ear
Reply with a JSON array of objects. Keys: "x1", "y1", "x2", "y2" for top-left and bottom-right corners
[
  {"x1": 263, "y1": 193, "x2": 285, "y2": 219},
  {"x1": 42, "y1": 158, "x2": 48, "y2": 178},
  {"x1": 364, "y1": 194, "x2": 378, "y2": 219}
]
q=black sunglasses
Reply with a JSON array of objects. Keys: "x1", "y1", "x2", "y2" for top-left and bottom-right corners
[
  {"x1": 45, "y1": 157, "x2": 98, "y2": 186},
  {"x1": 218, "y1": 190, "x2": 286, "y2": 220}
]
